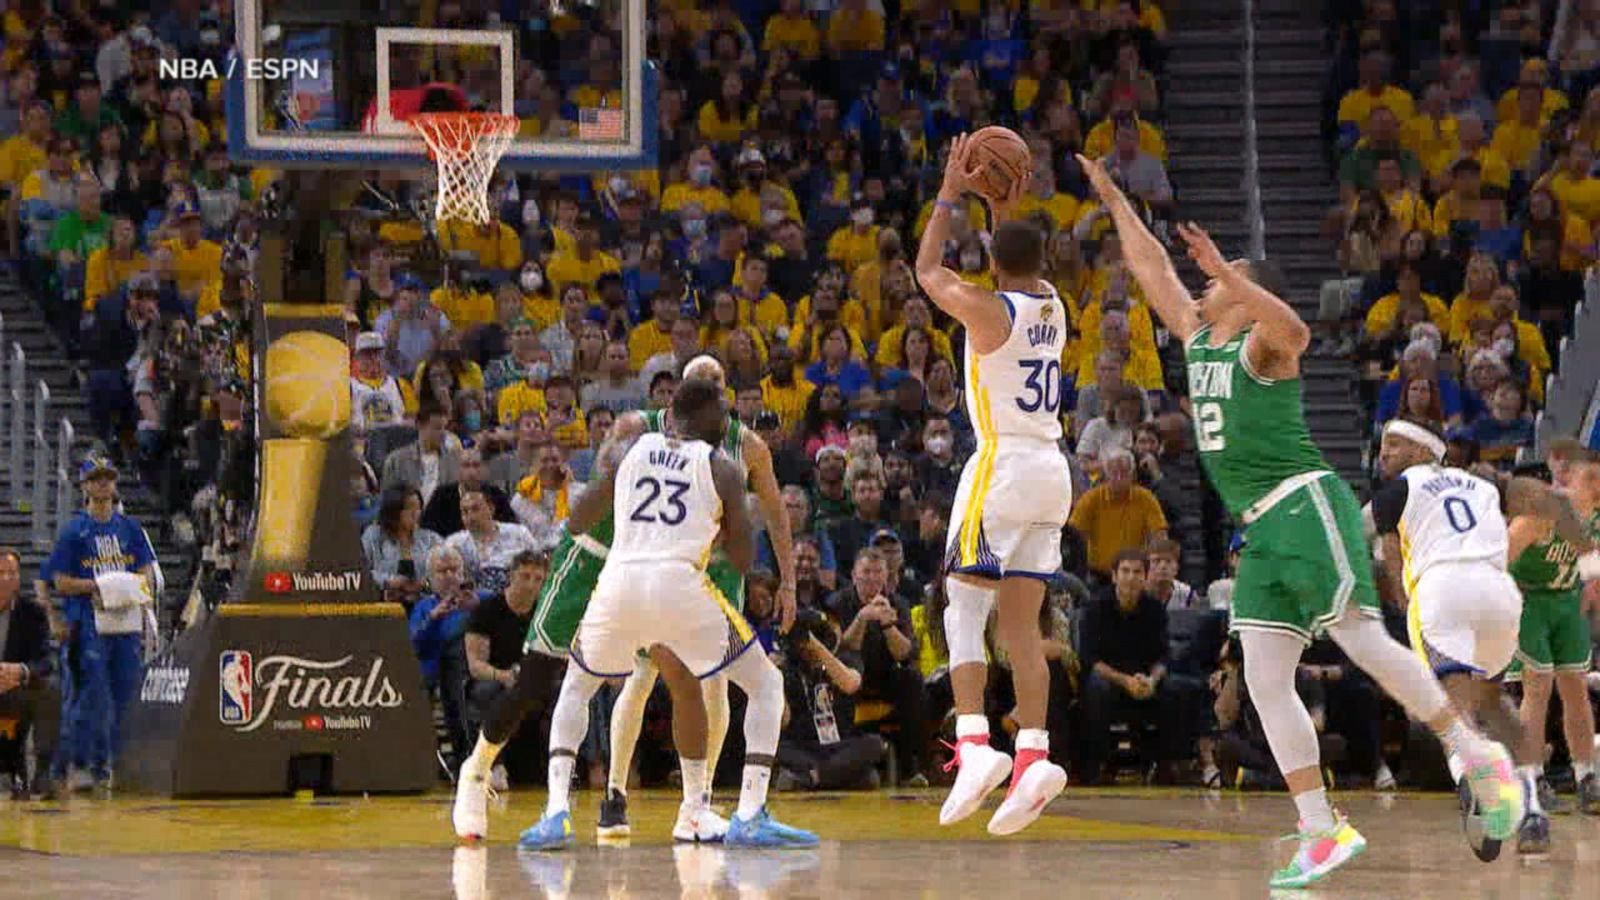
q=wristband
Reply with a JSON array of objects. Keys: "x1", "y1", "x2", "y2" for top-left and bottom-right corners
[{"x1": 934, "y1": 198, "x2": 960, "y2": 212}]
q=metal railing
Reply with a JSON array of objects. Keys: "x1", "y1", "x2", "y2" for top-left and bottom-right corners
[
  {"x1": 8, "y1": 345, "x2": 24, "y2": 507},
  {"x1": 31, "y1": 380, "x2": 50, "y2": 547},
  {"x1": 1241, "y1": 0, "x2": 1266, "y2": 261},
  {"x1": 56, "y1": 418, "x2": 75, "y2": 540}
]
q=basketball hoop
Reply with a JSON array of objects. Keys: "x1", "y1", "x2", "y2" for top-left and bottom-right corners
[{"x1": 407, "y1": 112, "x2": 518, "y2": 225}]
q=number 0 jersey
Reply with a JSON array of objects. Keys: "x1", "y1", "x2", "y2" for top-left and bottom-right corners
[
  {"x1": 609, "y1": 432, "x2": 723, "y2": 568},
  {"x1": 1183, "y1": 325, "x2": 1329, "y2": 516},
  {"x1": 1371, "y1": 464, "x2": 1509, "y2": 594},
  {"x1": 964, "y1": 286, "x2": 1067, "y2": 444}
]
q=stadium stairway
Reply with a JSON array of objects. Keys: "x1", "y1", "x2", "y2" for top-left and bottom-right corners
[
  {"x1": 1250, "y1": 0, "x2": 1368, "y2": 486},
  {"x1": 1167, "y1": 0, "x2": 1365, "y2": 488},
  {"x1": 1151, "y1": 3, "x2": 1251, "y2": 584},
  {"x1": 0, "y1": 265, "x2": 192, "y2": 607}
]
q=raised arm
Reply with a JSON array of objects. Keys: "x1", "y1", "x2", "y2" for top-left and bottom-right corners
[
  {"x1": 1077, "y1": 154, "x2": 1199, "y2": 342},
  {"x1": 741, "y1": 428, "x2": 797, "y2": 629},
  {"x1": 1504, "y1": 476, "x2": 1597, "y2": 552},
  {"x1": 1176, "y1": 222, "x2": 1310, "y2": 376},
  {"x1": 915, "y1": 134, "x2": 1017, "y2": 354},
  {"x1": 712, "y1": 452, "x2": 757, "y2": 575},
  {"x1": 567, "y1": 431, "x2": 635, "y2": 535}
]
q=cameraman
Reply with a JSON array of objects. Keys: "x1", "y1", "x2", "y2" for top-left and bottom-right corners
[{"x1": 769, "y1": 590, "x2": 887, "y2": 791}]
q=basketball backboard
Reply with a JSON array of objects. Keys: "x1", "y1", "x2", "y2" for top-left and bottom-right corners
[{"x1": 227, "y1": 0, "x2": 655, "y2": 171}]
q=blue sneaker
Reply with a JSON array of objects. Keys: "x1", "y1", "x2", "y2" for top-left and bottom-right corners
[
  {"x1": 724, "y1": 807, "x2": 819, "y2": 849},
  {"x1": 517, "y1": 810, "x2": 576, "y2": 851}
]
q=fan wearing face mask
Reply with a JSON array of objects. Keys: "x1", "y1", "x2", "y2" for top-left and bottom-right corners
[
  {"x1": 513, "y1": 262, "x2": 559, "y2": 330},
  {"x1": 827, "y1": 194, "x2": 882, "y2": 269},
  {"x1": 730, "y1": 145, "x2": 802, "y2": 230},
  {"x1": 661, "y1": 145, "x2": 732, "y2": 216}
]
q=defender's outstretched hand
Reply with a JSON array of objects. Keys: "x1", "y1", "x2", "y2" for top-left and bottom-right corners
[
  {"x1": 1175, "y1": 221, "x2": 1228, "y2": 279},
  {"x1": 1075, "y1": 153, "x2": 1120, "y2": 201}
]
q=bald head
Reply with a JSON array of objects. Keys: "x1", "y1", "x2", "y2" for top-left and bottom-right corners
[{"x1": 683, "y1": 354, "x2": 726, "y2": 391}]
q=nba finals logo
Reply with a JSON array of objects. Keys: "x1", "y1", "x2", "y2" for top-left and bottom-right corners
[{"x1": 219, "y1": 650, "x2": 255, "y2": 725}]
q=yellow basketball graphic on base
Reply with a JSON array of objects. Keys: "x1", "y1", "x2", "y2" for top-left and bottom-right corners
[{"x1": 265, "y1": 330, "x2": 352, "y2": 438}]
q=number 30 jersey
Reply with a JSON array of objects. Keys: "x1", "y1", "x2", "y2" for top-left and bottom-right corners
[
  {"x1": 609, "y1": 432, "x2": 723, "y2": 568},
  {"x1": 1183, "y1": 325, "x2": 1329, "y2": 517},
  {"x1": 965, "y1": 287, "x2": 1067, "y2": 444},
  {"x1": 1373, "y1": 464, "x2": 1509, "y2": 594}
]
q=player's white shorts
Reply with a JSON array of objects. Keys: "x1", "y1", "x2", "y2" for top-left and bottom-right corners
[
  {"x1": 1408, "y1": 560, "x2": 1523, "y2": 678},
  {"x1": 945, "y1": 438, "x2": 1073, "y2": 581},
  {"x1": 571, "y1": 561, "x2": 754, "y2": 679}
]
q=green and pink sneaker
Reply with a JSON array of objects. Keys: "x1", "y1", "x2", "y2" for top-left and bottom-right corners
[
  {"x1": 1459, "y1": 740, "x2": 1521, "y2": 841},
  {"x1": 1269, "y1": 815, "x2": 1368, "y2": 889}
]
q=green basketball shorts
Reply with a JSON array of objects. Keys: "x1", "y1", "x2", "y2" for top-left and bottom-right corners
[
  {"x1": 1230, "y1": 472, "x2": 1382, "y2": 644},
  {"x1": 1512, "y1": 588, "x2": 1592, "y2": 674},
  {"x1": 523, "y1": 533, "x2": 606, "y2": 657}
]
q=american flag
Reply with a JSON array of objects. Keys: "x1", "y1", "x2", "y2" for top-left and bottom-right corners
[{"x1": 578, "y1": 107, "x2": 625, "y2": 141}]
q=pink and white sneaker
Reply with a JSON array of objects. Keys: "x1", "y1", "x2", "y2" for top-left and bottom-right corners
[
  {"x1": 987, "y1": 749, "x2": 1067, "y2": 835},
  {"x1": 938, "y1": 736, "x2": 1012, "y2": 826}
]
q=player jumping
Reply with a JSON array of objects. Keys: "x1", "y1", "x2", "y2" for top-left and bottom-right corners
[
  {"x1": 1081, "y1": 154, "x2": 1521, "y2": 888},
  {"x1": 916, "y1": 134, "x2": 1074, "y2": 835}
]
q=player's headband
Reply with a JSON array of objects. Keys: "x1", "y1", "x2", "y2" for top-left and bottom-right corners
[{"x1": 1384, "y1": 419, "x2": 1446, "y2": 461}]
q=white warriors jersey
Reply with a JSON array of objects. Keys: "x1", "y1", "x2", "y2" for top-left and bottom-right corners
[
  {"x1": 963, "y1": 285, "x2": 1068, "y2": 443},
  {"x1": 1397, "y1": 463, "x2": 1509, "y2": 592},
  {"x1": 608, "y1": 432, "x2": 723, "y2": 568}
]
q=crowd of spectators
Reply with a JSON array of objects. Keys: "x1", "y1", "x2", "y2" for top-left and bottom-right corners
[
  {"x1": 0, "y1": 0, "x2": 1291, "y2": 795},
  {"x1": 1323, "y1": 0, "x2": 1600, "y2": 474},
  {"x1": 9, "y1": 0, "x2": 1591, "y2": 799}
]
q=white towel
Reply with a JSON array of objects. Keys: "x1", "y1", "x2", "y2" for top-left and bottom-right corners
[
  {"x1": 96, "y1": 571, "x2": 150, "y2": 610},
  {"x1": 94, "y1": 572, "x2": 149, "y2": 635}
]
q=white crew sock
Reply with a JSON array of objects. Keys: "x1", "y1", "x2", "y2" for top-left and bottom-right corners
[
  {"x1": 1519, "y1": 765, "x2": 1543, "y2": 815},
  {"x1": 1438, "y1": 719, "x2": 1481, "y2": 758},
  {"x1": 737, "y1": 763, "x2": 772, "y2": 820},
  {"x1": 1446, "y1": 753, "x2": 1464, "y2": 784},
  {"x1": 956, "y1": 714, "x2": 989, "y2": 740},
  {"x1": 1293, "y1": 787, "x2": 1337, "y2": 832},
  {"x1": 681, "y1": 758, "x2": 709, "y2": 807},
  {"x1": 465, "y1": 734, "x2": 503, "y2": 780},
  {"x1": 1016, "y1": 728, "x2": 1049, "y2": 753},
  {"x1": 545, "y1": 755, "x2": 575, "y2": 817},
  {"x1": 1573, "y1": 761, "x2": 1595, "y2": 783}
]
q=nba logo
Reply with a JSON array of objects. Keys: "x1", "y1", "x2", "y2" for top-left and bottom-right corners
[{"x1": 219, "y1": 651, "x2": 254, "y2": 725}]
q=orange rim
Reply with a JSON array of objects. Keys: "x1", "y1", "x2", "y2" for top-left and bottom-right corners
[{"x1": 407, "y1": 112, "x2": 518, "y2": 160}]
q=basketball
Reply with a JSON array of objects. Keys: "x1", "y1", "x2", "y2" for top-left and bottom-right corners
[
  {"x1": 264, "y1": 330, "x2": 353, "y2": 439},
  {"x1": 966, "y1": 126, "x2": 1032, "y2": 202}
]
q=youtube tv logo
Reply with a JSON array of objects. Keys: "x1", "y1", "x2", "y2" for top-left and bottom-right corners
[{"x1": 264, "y1": 572, "x2": 293, "y2": 594}]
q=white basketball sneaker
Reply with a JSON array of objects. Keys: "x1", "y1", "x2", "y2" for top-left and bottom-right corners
[
  {"x1": 674, "y1": 801, "x2": 730, "y2": 843},
  {"x1": 453, "y1": 769, "x2": 491, "y2": 840},
  {"x1": 987, "y1": 751, "x2": 1067, "y2": 835},
  {"x1": 939, "y1": 737, "x2": 1013, "y2": 826}
]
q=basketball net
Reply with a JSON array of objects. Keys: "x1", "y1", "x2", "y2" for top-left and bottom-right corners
[{"x1": 407, "y1": 112, "x2": 518, "y2": 225}]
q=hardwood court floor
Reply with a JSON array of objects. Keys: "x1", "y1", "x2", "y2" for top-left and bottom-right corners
[{"x1": 3, "y1": 788, "x2": 1598, "y2": 898}]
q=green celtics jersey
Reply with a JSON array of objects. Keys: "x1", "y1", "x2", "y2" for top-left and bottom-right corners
[
  {"x1": 641, "y1": 408, "x2": 745, "y2": 463},
  {"x1": 582, "y1": 411, "x2": 745, "y2": 548},
  {"x1": 1510, "y1": 508, "x2": 1598, "y2": 593},
  {"x1": 1183, "y1": 326, "x2": 1330, "y2": 516},
  {"x1": 1511, "y1": 531, "x2": 1583, "y2": 593}
]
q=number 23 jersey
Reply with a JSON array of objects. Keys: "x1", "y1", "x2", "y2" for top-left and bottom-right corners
[
  {"x1": 965, "y1": 287, "x2": 1067, "y2": 444},
  {"x1": 609, "y1": 432, "x2": 723, "y2": 568}
]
